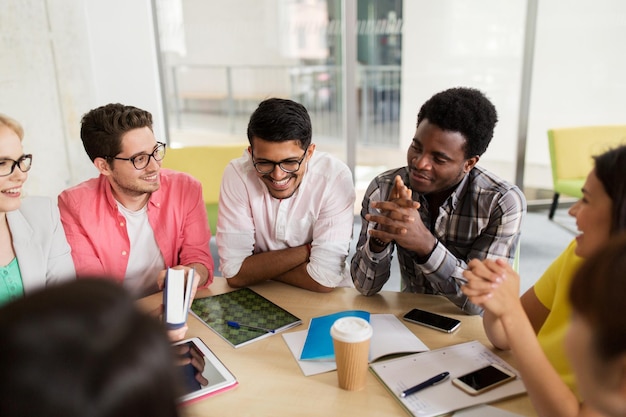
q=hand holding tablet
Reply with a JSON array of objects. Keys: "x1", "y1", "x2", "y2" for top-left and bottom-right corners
[{"x1": 172, "y1": 337, "x2": 238, "y2": 404}]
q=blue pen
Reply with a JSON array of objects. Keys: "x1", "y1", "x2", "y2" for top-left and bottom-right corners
[
  {"x1": 400, "y1": 371, "x2": 450, "y2": 398},
  {"x1": 226, "y1": 320, "x2": 275, "y2": 333}
]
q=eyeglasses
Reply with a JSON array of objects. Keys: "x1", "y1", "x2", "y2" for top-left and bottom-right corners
[
  {"x1": 251, "y1": 146, "x2": 309, "y2": 174},
  {"x1": 107, "y1": 142, "x2": 166, "y2": 170},
  {"x1": 0, "y1": 154, "x2": 33, "y2": 177}
]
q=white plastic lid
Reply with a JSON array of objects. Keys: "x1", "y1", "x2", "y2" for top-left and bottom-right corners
[{"x1": 330, "y1": 316, "x2": 373, "y2": 343}]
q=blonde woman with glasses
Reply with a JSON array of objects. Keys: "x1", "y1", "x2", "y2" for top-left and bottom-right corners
[{"x1": 0, "y1": 114, "x2": 75, "y2": 306}]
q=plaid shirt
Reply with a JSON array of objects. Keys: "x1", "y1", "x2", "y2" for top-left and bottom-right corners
[{"x1": 350, "y1": 166, "x2": 526, "y2": 315}]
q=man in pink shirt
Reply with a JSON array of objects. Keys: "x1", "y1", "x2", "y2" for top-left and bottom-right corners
[{"x1": 58, "y1": 103, "x2": 213, "y2": 299}]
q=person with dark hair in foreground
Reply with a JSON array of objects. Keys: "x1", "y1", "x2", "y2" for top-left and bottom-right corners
[
  {"x1": 567, "y1": 233, "x2": 626, "y2": 417},
  {"x1": 351, "y1": 87, "x2": 526, "y2": 314},
  {"x1": 0, "y1": 279, "x2": 181, "y2": 417},
  {"x1": 217, "y1": 98, "x2": 355, "y2": 293}
]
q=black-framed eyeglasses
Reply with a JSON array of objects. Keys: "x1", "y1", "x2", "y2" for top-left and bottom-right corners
[
  {"x1": 0, "y1": 154, "x2": 33, "y2": 177},
  {"x1": 251, "y1": 146, "x2": 309, "y2": 174},
  {"x1": 107, "y1": 142, "x2": 166, "y2": 170}
]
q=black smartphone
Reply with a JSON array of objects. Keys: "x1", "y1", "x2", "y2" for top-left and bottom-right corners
[
  {"x1": 402, "y1": 308, "x2": 461, "y2": 333},
  {"x1": 451, "y1": 364, "x2": 517, "y2": 395}
]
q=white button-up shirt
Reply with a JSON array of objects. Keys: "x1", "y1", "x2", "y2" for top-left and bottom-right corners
[{"x1": 217, "y1": 150, "x2": 355, "y2": 287}]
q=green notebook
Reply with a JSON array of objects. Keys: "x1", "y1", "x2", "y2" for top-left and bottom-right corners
[{"x1": 190, "y1": 288, "x2": 302, "y2": 348}]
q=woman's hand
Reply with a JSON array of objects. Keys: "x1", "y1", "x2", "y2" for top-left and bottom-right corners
[{"x1": 462, "y1": 258, "x2": 521, "y2": 318}]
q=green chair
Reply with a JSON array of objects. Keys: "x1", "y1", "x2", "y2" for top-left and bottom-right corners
[
  {"x1": 162, "y1": 143, "x2": 247, "y2": 235},
  {"x1": 547, "y1": 125, "x2": 626, "y2": 219}
]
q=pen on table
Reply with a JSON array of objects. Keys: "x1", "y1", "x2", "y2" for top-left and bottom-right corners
[
  {"x1": 400, "y1": 371, "x2": 450, "y2": 398},
  {"x1": 226, "y1": 320, "x2": 275, "y2": 333}
]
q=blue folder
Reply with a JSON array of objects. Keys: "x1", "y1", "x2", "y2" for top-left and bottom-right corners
[{"x1": 299, "y1": 310, "x2": 370, "y2": 361}]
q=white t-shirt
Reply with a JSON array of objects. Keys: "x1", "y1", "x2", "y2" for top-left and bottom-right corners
[
  {"x1": 217, "y1": 150, "x2": 355, "y2": 288},
  {"x1": 117, "y1": 202, "x2": 165, "y2": 298}
]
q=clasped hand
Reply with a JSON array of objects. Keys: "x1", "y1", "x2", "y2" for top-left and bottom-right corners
[
  {"x1": 366, "y1": 175, "x2": 435, "y2": 255},
  {"x1": 462, "y1": 258, "x2": 521, "y2": 317}
]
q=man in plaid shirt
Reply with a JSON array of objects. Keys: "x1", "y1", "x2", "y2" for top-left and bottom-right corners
[{"x1": 351, "y1": 87, "x2": 526, "y2": 315}]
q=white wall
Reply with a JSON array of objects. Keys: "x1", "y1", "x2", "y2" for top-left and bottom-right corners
[
  {"x1": 0, "y1": 0, "x2": 94, "y2": 197},
  {"x1": 0, "y1": 0, "x2": 165, "y2": 198},
  {"x1": 84, "y1": 0, "x2": 166, "y2": 140}
]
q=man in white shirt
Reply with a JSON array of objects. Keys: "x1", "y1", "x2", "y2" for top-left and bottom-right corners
[{"x1": 217, "y1": 98, "x2": 355, "y2": 292}]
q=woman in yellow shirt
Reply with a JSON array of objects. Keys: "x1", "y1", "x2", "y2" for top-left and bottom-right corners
[{"x1": 462, "y1": 145, "x2": 626, "y2": 417}]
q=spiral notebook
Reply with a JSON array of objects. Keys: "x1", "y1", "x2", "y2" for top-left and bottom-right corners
[
  {"x1": 190, "y1": 288, "x2": 302, "y2": 348},
  {"x1": 369, "y1": 340, "x2": 526, "y2": 417}
]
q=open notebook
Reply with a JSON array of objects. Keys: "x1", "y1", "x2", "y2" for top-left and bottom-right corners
[
  {"x1": 370, "y1": 340, "x2": 527, "y2": 417},
  {"x1": 283, "y1": 311, "x2": 429, "y2": 376}
]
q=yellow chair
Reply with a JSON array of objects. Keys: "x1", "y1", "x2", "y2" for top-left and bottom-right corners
[
  {"x1": 162, "y1": 143, "x2": 248, "y2": 234},
  {"x1": 547, "y1": 125, "x2": 626, "y2": 219}
]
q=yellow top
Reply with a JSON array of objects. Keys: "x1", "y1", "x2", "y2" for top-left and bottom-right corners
[{"x1": 533, "y1": 239, "x2": 583, "y2": 396}]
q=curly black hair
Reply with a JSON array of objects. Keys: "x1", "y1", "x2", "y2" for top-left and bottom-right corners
[{"x1": 417, "y1": 87, "x2": 498, "y2": 158}]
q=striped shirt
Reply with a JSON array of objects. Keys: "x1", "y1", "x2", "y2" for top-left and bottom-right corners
[{"x1": 350, "y1": 166, "x2": 526, "y2": 315}]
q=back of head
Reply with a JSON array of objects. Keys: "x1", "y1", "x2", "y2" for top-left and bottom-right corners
[
  {"x1": 246, "y1": 98, "x2": 312, "y2": 150},
  {"x1": 80, "y1": 103, "x2": 153, "y2": 162},
  {"x1": 417, "y1": 87, "x2": 498, "y2": 158},
  {"x1": 570, "y1": 232, "x2": 626, "y2": 360},
  {"x1": 0, "y1": 113, "x2": 24, "y2": 140},
  {"x1": 593, "y1": 144, "x2": 626, "y2": 233},
  {"x1": 0, "y1": 279, "x2": 180, "y2": 417}
]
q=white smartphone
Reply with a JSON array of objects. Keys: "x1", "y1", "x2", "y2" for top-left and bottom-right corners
[
  {"x1": 402, "y1": 308, "x2": 461, "y2": 333},
  {"x1": 451, "y1": 363, "x2": 517, "y2": 395}
]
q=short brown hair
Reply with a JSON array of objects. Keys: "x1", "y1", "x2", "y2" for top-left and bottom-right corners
[{"x1": 80, "y1": 103, "x2": 153, "y2": 162}]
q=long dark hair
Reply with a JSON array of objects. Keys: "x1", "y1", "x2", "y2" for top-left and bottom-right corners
[{"x1": 593, "y1": 144, "x2": 626, "y2": 233}]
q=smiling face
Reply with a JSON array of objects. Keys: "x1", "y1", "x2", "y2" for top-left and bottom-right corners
[
  {"x1": 0, "y1": 125, "x2": 28, "y2": 214},
  {"x1": 95, "y1": 126, "x2": 161, "y2": 210},
  {"x1": 406, "y1": 119, "x2": 478, "y2": 196},
  {"x1": 249, "y1": 137, "x2": 314, "y2": 200},
  {"x1": 568, "y1": 169, "x2": 613, "y2": 258}
]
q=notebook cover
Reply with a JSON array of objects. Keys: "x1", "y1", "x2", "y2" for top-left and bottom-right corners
[
  {"x1": 190, "y1": 288, "x2": 302, "y2": 348},
  {"x1": 299, "y1": 310, "x2": 370, "y2": 361}
]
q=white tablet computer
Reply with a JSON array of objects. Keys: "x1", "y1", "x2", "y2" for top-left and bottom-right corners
[{"x1": 172, "y1": 337, "x2": 238, "y2": 404}]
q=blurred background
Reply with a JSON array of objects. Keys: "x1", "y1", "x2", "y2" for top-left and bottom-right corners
[{"x1": 3, "y1": 0, "x2": 625, "y2": 206}]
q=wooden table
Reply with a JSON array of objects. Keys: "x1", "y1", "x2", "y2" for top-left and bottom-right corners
[{"x1": 138, "y1": 278, "x2": 536, "y2": 417}]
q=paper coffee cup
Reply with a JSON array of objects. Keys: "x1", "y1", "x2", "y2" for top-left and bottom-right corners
[{"x1": 331, "y1": 316, "x2": 373, "y2": 391}]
